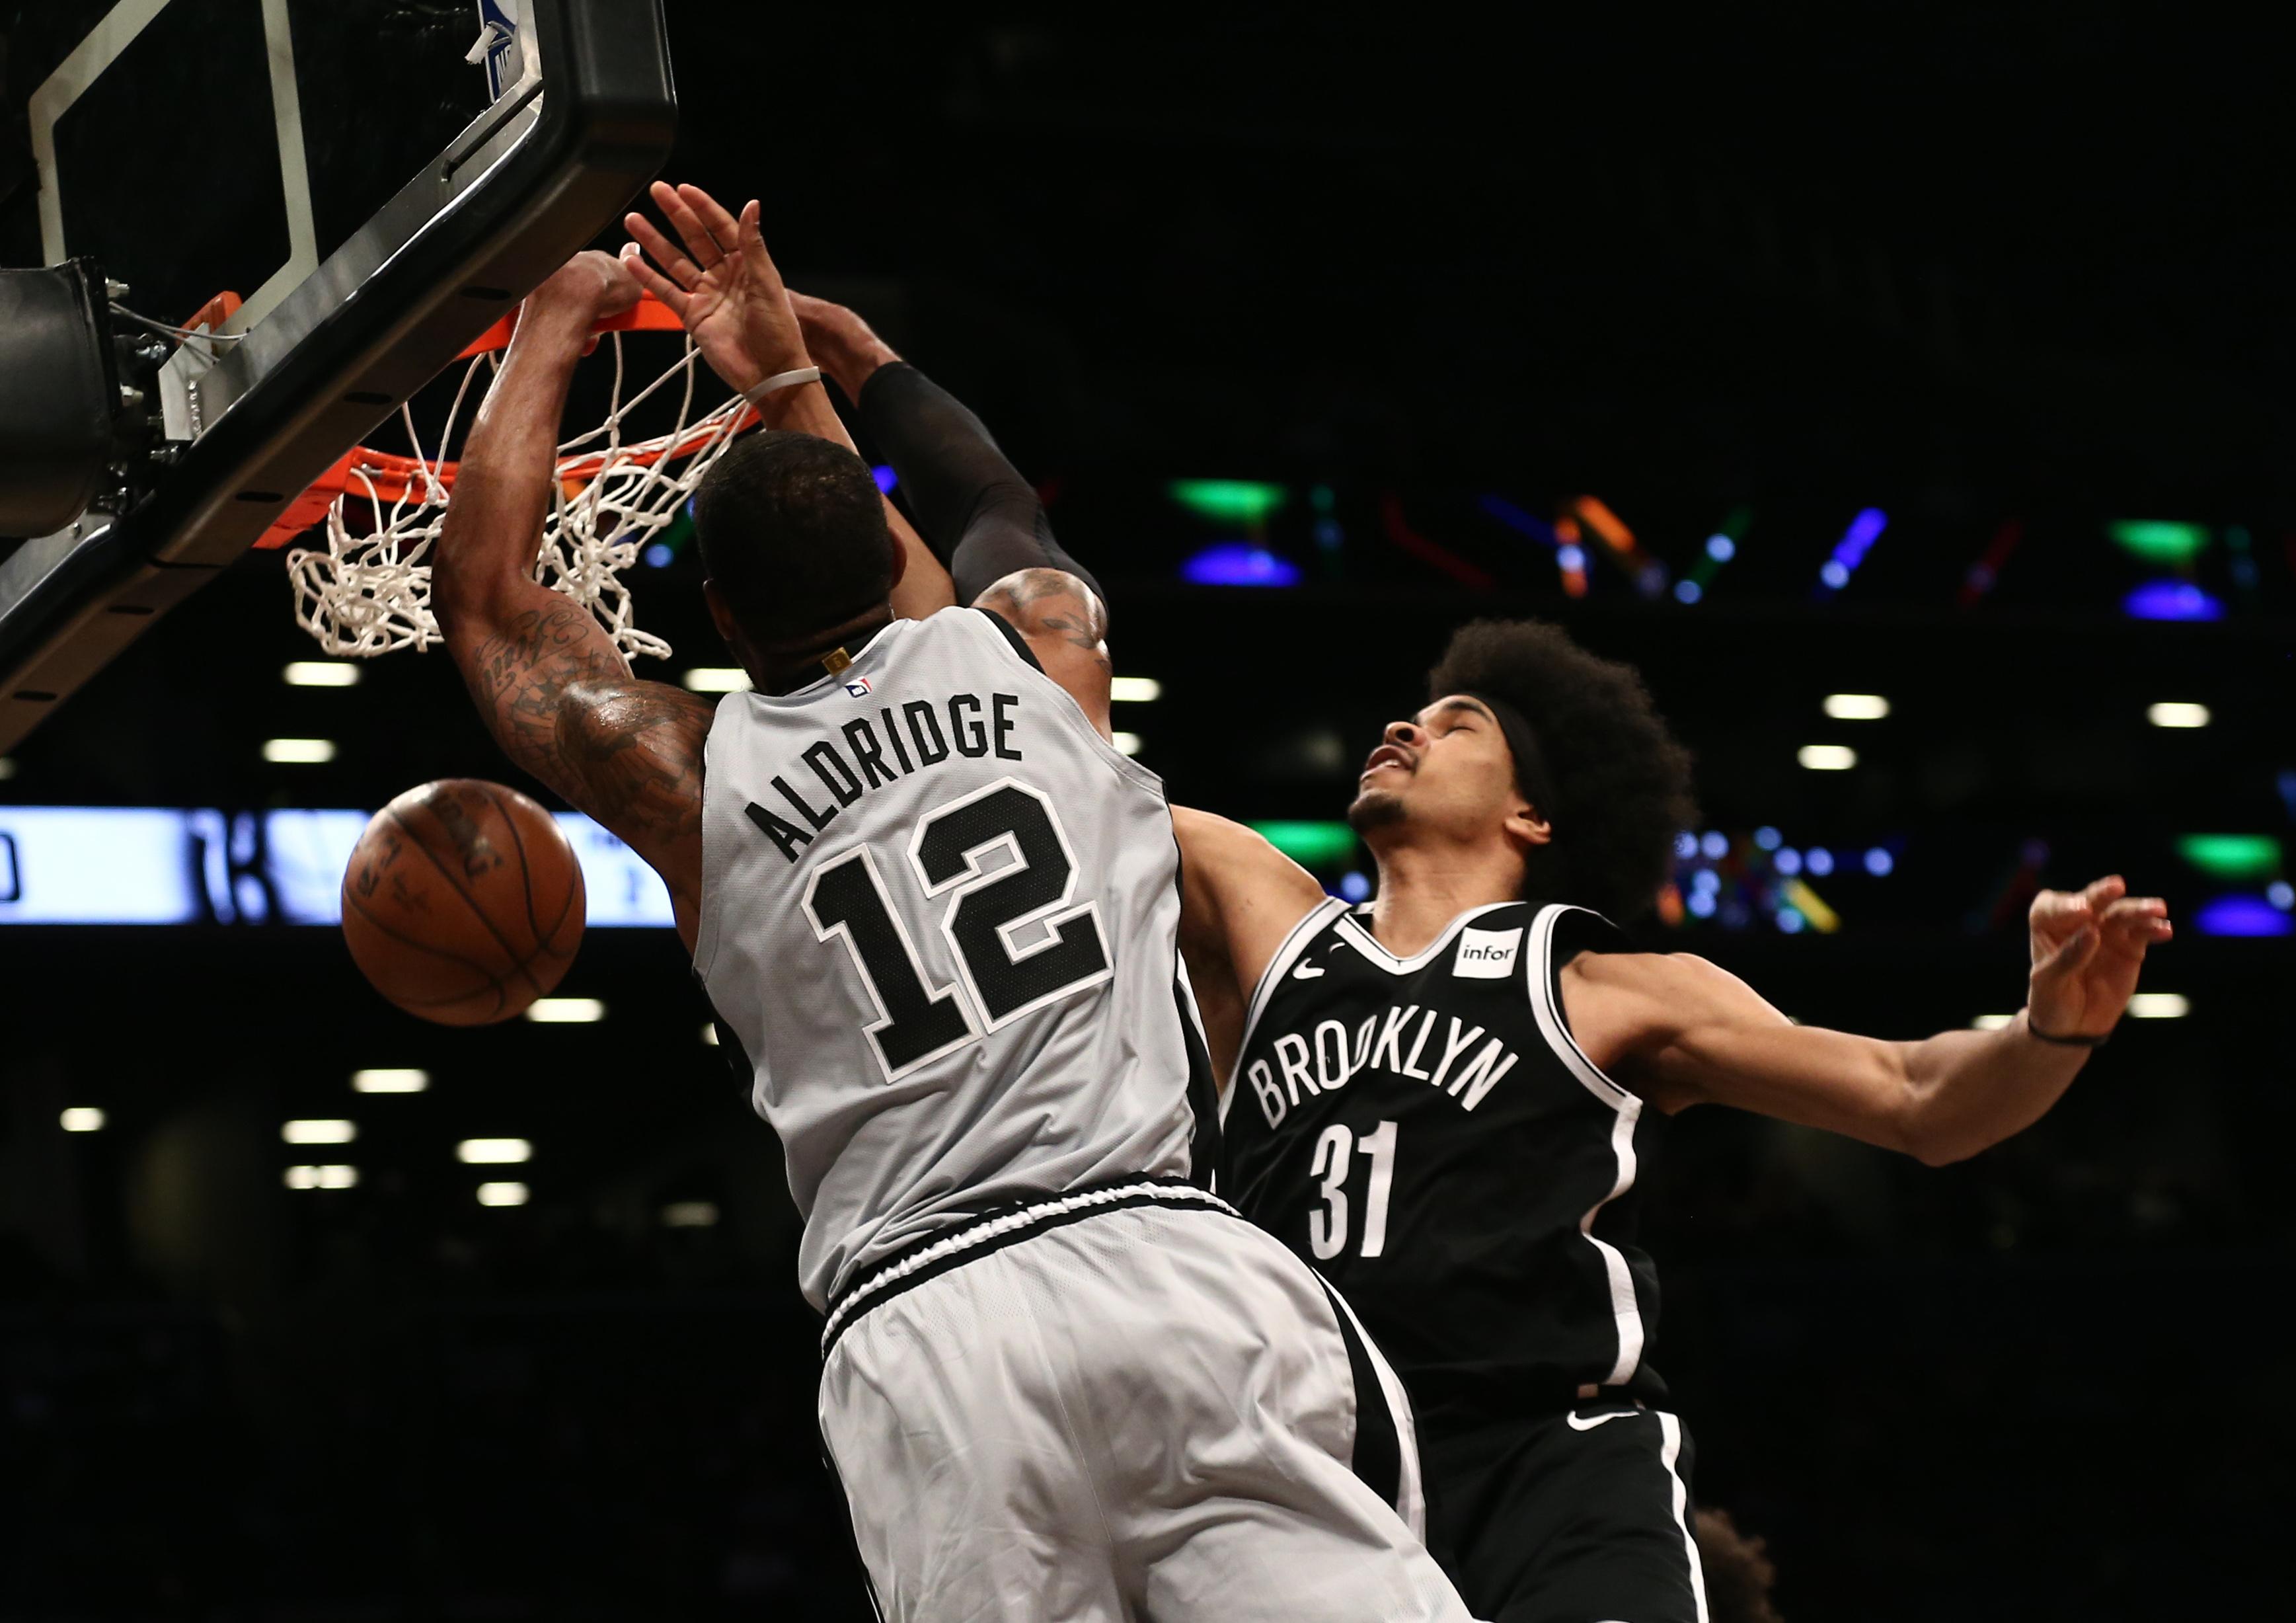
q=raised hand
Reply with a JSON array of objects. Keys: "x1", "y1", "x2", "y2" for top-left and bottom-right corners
[
  {"x1": 787, "y1": 290, "x2": 903, "y2": 402},
  {"x1": 527, "y1": 249, "x2": 643, "y2": 333},
  {"x1": 620, "y1": 181, "x2": 806, "y2": 393},
  {"x1": 2026, "y1": 875, "x2": 2173, "y2": 1040}
]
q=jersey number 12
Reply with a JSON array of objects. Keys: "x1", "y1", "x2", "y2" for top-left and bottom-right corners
[{"x1": 802, "y1": 779, "x2": 1112, "y2": 1080}]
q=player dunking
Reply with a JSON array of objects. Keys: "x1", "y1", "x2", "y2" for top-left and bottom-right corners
[
  {"x1": 790, "y1": 294, "x2": 2175, "y2": 1622},
  {"x1": 428, "y1": 188, "x2": 1473, "y2": 1620}
]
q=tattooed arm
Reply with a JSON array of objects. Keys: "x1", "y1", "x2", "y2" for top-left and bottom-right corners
[
  {"x1": 972, "y1": 567, "x2": 1114, "y2": 739},
  {"x1": 431, "y1": 253, "x2": 712, "y2": 948}
]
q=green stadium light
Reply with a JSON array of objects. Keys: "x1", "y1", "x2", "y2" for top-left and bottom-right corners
[
  {"x1": 1251, "y1": 820, "x2": 1358, "y2": 867},
  {"x1": 2174, "y1": 834, "x2": 2281, "y2": 880},
  {"x1": 1170, "y1": 480, "x2": 1289, "y2": 526},
  {"x1": 2107, "y1": 520, "x2": 2210, "y2": 567}
]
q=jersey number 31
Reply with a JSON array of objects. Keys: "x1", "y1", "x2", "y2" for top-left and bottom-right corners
[{"x1": 802, "y1": 779, "x2": 1113, "y2": 1080}]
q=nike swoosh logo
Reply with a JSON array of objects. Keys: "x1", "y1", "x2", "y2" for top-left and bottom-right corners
[
  {"x1": 1293, "y1": 964, "x2": 1325, "y2": 980},
  {"x1": 1565, "y1": 1407, "x2": 1643, "y2": 1431}
]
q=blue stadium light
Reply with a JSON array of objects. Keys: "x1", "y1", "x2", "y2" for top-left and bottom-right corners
[
  {"x1": 1864, "y1": 847, "x2": 1894, "y2": 876},
  {"x1": 1753, "y1": 826, "x2": 1782, "y2": 851},
  {"x1": 1339, "y1": 871, "x2": 1373, "y2": 903},
  {"x1": 2270, "y1": 881, "x2": 2295, "y2": 910},
  {"x1": 1806, "y1": 847, "x2": 1835, "y2": 876},
  {"x1": 1686, "y1": 889, "x2": 1717, "y2": 919},
  {"x1": 643, "y1": 543, "x2": 673, "y2": 568},
  {"x1": 872, "y1": 465, "x2": 898, "y2": 494},
  {"x1": 1691, "y1": 869, "x2": 1721, "y2": 894},
  {"x1": 1817, "y1": 508, "x2": 1888, "y2": 594},
  {"x1": 1675, "y1": 831, "x2": 1699, "y2": 861},
  {"x1": 1775, "y1": 848, "x2": 1802, "y2": 876},
  {"x1": 1705, "y1": 534, "x2": 1735, "y2": 562},
  {"x1": 1776, "y1": 908, "x2": 1806, "y2": 933},
  {"x1": 1478, "y1": 494, "x2": 1560, "y2": 547},
  {"x1": 1556, "y1": 544, "x2": 1588, "y2": 573},
  {"x1": 1673, "y1": 579, "x2": 1703, "y2": 604},
  {"x1": 1180, "y1": 544, "x2": 1301, "y2": 587},
  {"x1": 2123, "y1": 580, "x2": 2227, "y2": 622},
  {"x1": 1700, "y1": 831, "x2": 1728, "y2": 859},
  {"x1": 2194, "y1": 895, "x2": 2294, "y2": 937}
]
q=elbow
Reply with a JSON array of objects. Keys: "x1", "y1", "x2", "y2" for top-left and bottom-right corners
[{"x1": 1895, "y1": 1093, "x2": 1989, "y2": 1168}]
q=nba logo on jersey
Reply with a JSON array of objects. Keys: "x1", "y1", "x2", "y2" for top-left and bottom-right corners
[
  {"x1": 1453, "y1": 926, "x2": 1522, "y2": 978},
  {"x1": 843, "y1": 676, "x2": 873, "y2": 697}
]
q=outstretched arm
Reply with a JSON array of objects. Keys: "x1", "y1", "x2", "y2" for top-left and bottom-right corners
[
  {"x1": 792, "y1": 293, "x2": 1114, "y2": 727},
  {"x1": 621, "y1": 184, "x2": 952, "y2": 619},
  {"x1": 1170, "y1": 809, "x2": 1333, "y2": 1080},
  {"x1": 430, "y1": 253, "x2": 710, "y2": 948},
  {"x1": 1572, "y1": 875, "x2": 2174, "y2": 1165}
]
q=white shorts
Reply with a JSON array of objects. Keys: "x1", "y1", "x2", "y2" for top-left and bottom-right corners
[{"x1": 818, "y1": 1179, "x2": 1472, "y2": 1622}]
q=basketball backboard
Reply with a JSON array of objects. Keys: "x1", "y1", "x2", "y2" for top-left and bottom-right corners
[{"x1": 0, "y1": 0, "x2": 676, "y2": 750}]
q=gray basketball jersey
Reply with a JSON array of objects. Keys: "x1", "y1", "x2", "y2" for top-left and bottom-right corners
[{"x1": 694, "y1": 608, "x2": 1212, "y2": 1310}]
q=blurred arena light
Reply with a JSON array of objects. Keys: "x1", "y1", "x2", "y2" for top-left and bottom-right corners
[
  {"x1": 2175, "y1": 834, "x2": 2278, "y2": 879},
  {"x1": 458, "y1": 1138, "x2": 533, "y2": 1164},
  {"x1": 2127, "y1": 992, "x2": 2190, "y2": 1019},
  {"x1": 0, "y1": 756, "x2": 14, "y2": 779},
  {"x1": 59, "y1": 1106, "x2": 104, "y2": 1132},
  {"x1": 662, "y1": 1202, "x2": 719, "y2": 1227},
  {"x1": 681, "y1": 668, "x2": 751, "y2": 693},
  {"x1": 1108, "y1": 676, "x2": 1163, "y2": 702},
  {"x1": 1798, "y1": 744, "x2": 1858, "y2": 771},
  {"x1": 1816, "y1": 508, "x2": 1888, "y2": 593},
  {"x1": 1169, "y1": 479, "x2": 1288, "y2": 525},
  {"x1": 262, "y1": 738, "x2": 337, "y2": 764},
  {"x1": 1181, "y1": 543, "x2": 1301, "y2": 586},
  {"x1": 284, "y1": 1166, "x2": 358, "y2": 1190},
  {"x1": 700, "y1": 1024, "x2": 720, "y2": 1047},
  {"x1": 525, "y1": 998, "x2": 605, "y2": 1023},
  {"x1": 282, "y1": 662, "x2": 360, "y2": 687},
  {"x1": 2194, "y1": 896, "x2": 2293, "y2": 937},
  {"x1": 1112, "y1": 732, "x2": 1145, "y2": 756},
  {"x1": 2147, "y1": 702, "x2": 2211, "y2": 729},
  {"x1": 1971, "y1": 1013, "x2": 2017, "y2": 1030},
  {"x1": 352, "y1": 1068, "x2": 429, "y2": 1093},
  {"x1": 2124, "y1": 580, "x2": 2226, "y2": 621},
  {"x1": 282, "y1": 1119, "x2": 356, "y2": 1144},
  {"x1": 1823, "y1": 693, "x2": 1890, "y2": 720},
  {"x1": 477, "y1": 1182, "x2": 529, "y2": 1207},
  {"x1": 2106, "y1": 520, "x2": 2209, "y2": 566},
  {"x1": 1251, "y1": 821, "x2": 1357, "y2": 867}
]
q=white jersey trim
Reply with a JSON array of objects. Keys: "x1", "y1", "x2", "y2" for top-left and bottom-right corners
[
  {"x1": 1331, "y1": 900, "x2": 1516, "y2": 975},
  {"x1": 1230, "y1": 896, "x2": 1351, "y2": 1095},
  {"x1": 1658, "y1": 1410, "x2": 1713, "y2": 1623},
  {"x1": 1526, "y1": 902, "x2": 1649, "y2": 1387}
]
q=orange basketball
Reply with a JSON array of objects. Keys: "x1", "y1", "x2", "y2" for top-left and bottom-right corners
[{"x1": 340, "y1": 779, "x2": 586, "y2": 1025}]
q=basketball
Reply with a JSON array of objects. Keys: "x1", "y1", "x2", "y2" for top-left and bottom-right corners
[{"x1": 340, "y1": 779, "x2": 586, "y2": 1026}]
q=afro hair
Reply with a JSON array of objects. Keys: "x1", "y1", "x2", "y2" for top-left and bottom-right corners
[{"x1": 1428, "y1": 618, "x2": 1697, "y2": 921}]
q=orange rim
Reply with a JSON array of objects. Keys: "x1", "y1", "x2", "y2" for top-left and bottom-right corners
[{"x1": 256, "y1": 294, "x2": 747, "y2": 551}]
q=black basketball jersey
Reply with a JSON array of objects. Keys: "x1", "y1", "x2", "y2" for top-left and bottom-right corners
[{"x1": 1219, "y1": 898, "x2": 1668, "y2": 1434}]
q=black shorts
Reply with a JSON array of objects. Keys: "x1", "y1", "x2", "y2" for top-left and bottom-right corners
[{"x1": 1420, "y1": 1396, "x2": 1708, "y2": 1623}]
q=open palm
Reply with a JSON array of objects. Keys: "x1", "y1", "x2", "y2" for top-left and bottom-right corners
[{"x1": 620, "y1": 181, "x2": 807, "y2": 393}]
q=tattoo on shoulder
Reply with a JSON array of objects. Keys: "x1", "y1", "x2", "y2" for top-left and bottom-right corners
[
  {"x1": 463, "y1": 602, "x2": 713, "y2": 851},
  {"x1": 981, "y1": 568, "x2": 1110, "y2": 665}
]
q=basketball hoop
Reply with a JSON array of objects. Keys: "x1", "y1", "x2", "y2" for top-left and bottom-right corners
[{"x1": 270, "y1": 293, "x2": 755, "y2": 661}]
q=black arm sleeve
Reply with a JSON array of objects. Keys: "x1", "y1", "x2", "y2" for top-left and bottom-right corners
[{"x1": 855, "y1": 362, "x2": 1105, "y2": 608}]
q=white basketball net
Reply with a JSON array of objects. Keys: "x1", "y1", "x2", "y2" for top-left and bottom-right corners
[{"x1": 286, "y1": 333, "x2": 751, "y2": 661}]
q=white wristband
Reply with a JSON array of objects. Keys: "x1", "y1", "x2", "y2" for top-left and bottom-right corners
[{"x1": 742, "y1": 366, "x2": 822, "y2": 405}]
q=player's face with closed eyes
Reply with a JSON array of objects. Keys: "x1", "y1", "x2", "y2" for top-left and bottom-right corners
[{"x1": 1347, "y1": 695, "x2": 1528, "y2": 844}]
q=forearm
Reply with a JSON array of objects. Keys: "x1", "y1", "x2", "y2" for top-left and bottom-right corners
[
  {"x1": 1895, "y1": 1014, "x2": 2090, "y2": 1165},
  {"x1": 857, "y1": 364, "x2": 1104, "y2": 606},
  {"x1": 432, "y1": 305, "x2": 592, "y2": 625}
]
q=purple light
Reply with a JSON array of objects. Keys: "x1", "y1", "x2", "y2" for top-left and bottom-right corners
[
  {"x1": 872, "y1": 464, "x2": 898, "y2": 493},
  {"x1": 2194, "y1": 895, "x2": 2294, "y2": 937},
  {"x1": 1478, "y1": 495, "x2": 1559, "y2": 547},
  {"x1": 2123, "y1": 580, "x2": 2226, "y2": 622},
  {"x1": 1818, "y1": 508, "x2": 1888, "y2": 592},
  {"x1": 1181, "y1": 544, "x2": 1301, "y2": 588}
]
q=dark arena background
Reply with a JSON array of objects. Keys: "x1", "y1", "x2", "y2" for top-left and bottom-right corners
[{"x1": 3, "y1": 5, "x2": 2291, "y2": 1618}]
